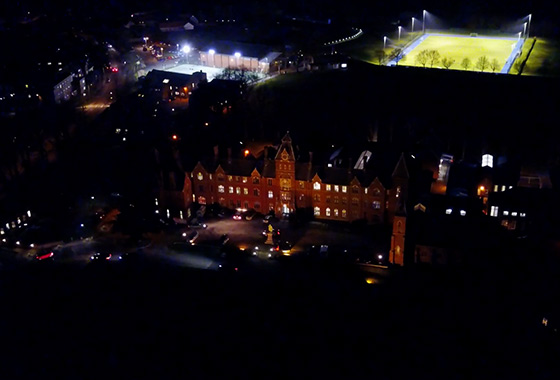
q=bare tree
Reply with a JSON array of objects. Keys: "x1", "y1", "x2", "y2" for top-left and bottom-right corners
[
  {"x1": 426, "y1": 50, "x2": 441, "y2": 68},
  {"x1": 441, "y1": 57, "x2": 456, "y2": 69},
  {"x1": 415, "y1": 50, "x2": 429, "y2": 67},
  {"x1": 475, "y1": 56, "x2": 490, "y2": 72},
  {"x1": 393, "y1": 49, "x2": 405, "y2": 66},
  {"x1": 489, "y1": 58, "x2": 500, "y2": 72},
  {"x1": 460, "y1": 57, "x2": 472, "y2": 71},
  {"x1": 374, "y1": 50, "x2": 387, "y2": 65}
]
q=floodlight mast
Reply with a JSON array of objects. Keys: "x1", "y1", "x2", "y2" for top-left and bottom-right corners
[
  {"x1": 422, "y1": 10, "x2": 427, "y2": 34},
  {"x1": 527, "y1": 14, "x2": 532, "y2": 38},
  {"x1": 383, "y1": 36, "x2": 387, "y2": 50},
  {"x1": 523, "y1": 22, "x2": 527, "y2": 38},
  {"x1": 398, "y1": 26, "x2": 402, "y2": 42},
  {"x1": 412, "y1": 17, "x2": 415, "y2": 33}
]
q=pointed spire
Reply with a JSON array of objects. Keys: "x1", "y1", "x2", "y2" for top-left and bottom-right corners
[
  {"x1": 274, "y1": 131, "x2": 296, "y2": 161},
  {"x1": 392, "y1": 153, "x2": 409, "y2": 179}
]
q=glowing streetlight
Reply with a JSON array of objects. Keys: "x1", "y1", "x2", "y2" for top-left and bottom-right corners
[
  {"x1": 208, "y1": 49, "x2": 215, "y2": 67},
  {"x1": 234, "y1": 52, "x2": 241, "y2": 68},
  {"x1": 411, "y1": 17, "x2": 415, "y2": 33},
  {"x1": 527, "y1": 14, "x2": 532, "y2": 38},
  {"x1": 398, "y1": 26, "x2": 402, "y2": 42},
  {"x1": 422, "y1": 10, "x2": 427, "y2": 34},
  {"x1": 383, "y1": 36, "x2": 387, "y2": 50},
  {"x1": 518, "y1": 32, "x2": 522, "y2": 41},
  {"x1": 182, "y1": 45, "x2": 191, "y2": 54},
  {"x1": 523, "y1": 22, "x2": 527, "y2": 37}
]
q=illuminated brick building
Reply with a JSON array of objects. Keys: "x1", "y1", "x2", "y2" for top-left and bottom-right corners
[{"x1": 179, "y1": 132, "x2": 410, "y2": 224}]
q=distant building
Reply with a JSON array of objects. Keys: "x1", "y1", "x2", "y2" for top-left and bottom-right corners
[
  {"x1": 159, "y1": 132, "x2": 410, "y2": 225},
  {"x1": 143, "y1": 69, "x2": 207, "y2": 101},
  {"x1": 198, "y1": 43, "x2": 281, "y2": 73}
]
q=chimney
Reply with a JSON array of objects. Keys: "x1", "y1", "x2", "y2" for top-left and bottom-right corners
[
  {"x1": 213, "y1": 145, "x2": 219, "y2": 160},
  {"x1": 227, "y1": 147, "x2": 232, "y2": 163}
]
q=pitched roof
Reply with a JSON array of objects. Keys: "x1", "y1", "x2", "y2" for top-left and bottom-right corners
[{"x1": 274, "y1": 132, "x2": 296, "y2": 161}]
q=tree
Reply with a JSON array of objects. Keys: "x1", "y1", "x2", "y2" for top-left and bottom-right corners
[
  {"x1": 393, "y1": 49, "x2": 405, "y2": 66},
  {"x1": 460, "y1": 57, "x2": 472, "y2": 71},
  {"x1": 475, "y1": 56, "x2": 489, "y2": 72},
  {"x1": 489, "y1": 58, "x2": 500, "y2": 72},
  {"x1": 374, "y1": 50, "x2": 387, "y2": 65},
  {"x1": 441, "y1": 57, "x2": 456, "y2": 69},
  {"x1": 426, "y1": 50, "x2": 441, "y2": 68},
  {"x1": 513, "y1": 60, "x2": 523, "y2": 75},
  {"x1": 214, "y1": 67, "x2": 260, "y2": 86},
  {"x1": 415, "y1": 50, "x2": 429, "y2": 67}
]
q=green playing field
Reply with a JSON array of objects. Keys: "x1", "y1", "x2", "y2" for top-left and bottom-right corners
[{"x1": 402, "y1": 35, "x2": 517, "y2": 71}]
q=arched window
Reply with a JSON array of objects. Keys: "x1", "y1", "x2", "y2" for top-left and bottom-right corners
[
  {"x1": 313, "y1": 182, "x2": 321, "y2": 190},
  {"x1": 197, "y1": 172, "x2": 203, "y2": 180},
  {"x1": 326, "y1": 208, "x2": 331, "y2": 217},
  {"x1": 342, "y1": 209, "x2": 347, "y2": 218},
  {"x1": 218, "y1": 185, "x2": 225, "y2": 193},
  {"x1": 314, "y1": 207, "x2": 320, "y2": 216}
]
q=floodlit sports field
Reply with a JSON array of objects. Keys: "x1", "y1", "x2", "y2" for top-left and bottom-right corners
[{"x1": 402, "y1": 35, "x2": 517, "y2": 71}]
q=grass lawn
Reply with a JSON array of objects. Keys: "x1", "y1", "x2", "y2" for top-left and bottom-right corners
[
  {"x1": 401, "y1": 35, "x2": 517, "y2": 71},
  {"x1": 521, "y1": 38, "x2": 560, "y2": 76}
]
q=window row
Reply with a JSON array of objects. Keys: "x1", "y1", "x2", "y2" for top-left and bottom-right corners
[{"x1": 313, "y1": 207, "x2": 347, "y2": 218}]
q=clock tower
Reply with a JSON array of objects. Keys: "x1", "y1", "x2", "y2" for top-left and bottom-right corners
[{"x1": 274, "y1": 132, "x2": 296, "y2": 216}]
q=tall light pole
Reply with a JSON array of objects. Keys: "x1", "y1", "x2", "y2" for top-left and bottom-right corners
[
  {"x1": 527, "y1": 14, "x2": 532, "y2": 38},
  {"x1": 523, "y1": 22, "x2": 527, "y2": 38},
  {"x1": 234, "y1": 52, "x2": 241, "y2": 68},
  {"x1": 398, "y1": 26, "x2": 402, "y2": 42},
  {"x1": 383, "y1": 36, "x2": 387, "y2": 50},
  {"x1": 182, "y1": 45, "x2": 191, "y2": 64},
  {"x1": 209, "y1": 49, "x2": 215, "y2": 67},
  {"x1": 518, "y1": 32, "x2": 522, "y2": 41},
  {"x1": 411, "y1": 17, "x2": 415, "y2": 33},
  {"x1": 422, "y1": 10, "x2": 427, "y2": 34}
]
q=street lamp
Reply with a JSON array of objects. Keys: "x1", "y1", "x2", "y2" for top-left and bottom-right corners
[
  {"x1": 383, "y1": 36, "x2": 387, "y2": 50},
  {"x1": 182, "y1": 45, "x2": 191, "y2": 64},
  {"x1": 398, "y1": 26, "x2": 402, "y2": 42},
  {"x1": 523, "y1": 22, "x2": 527, "y2": 37},
  {"x1": 411, "y1": 17, "x2": 415, "y2": 33},
  {"x1": 208, "y1": 49, "x2": 215, "y2": 67},
  {"x1": 423, "y1": 10, "x2": 427, "y2": 34},
  {"x1": 527, "y1": 14, "x2": 532, "y2": 38},
  {"x1": 518, "y1": 31, "x2": 522, "y2": 41},
  {"x1": 234, "y1": 52, "x2": 241, "y2": 68}
]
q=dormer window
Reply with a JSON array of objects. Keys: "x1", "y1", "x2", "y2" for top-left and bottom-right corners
[
  {"x1": 197, "y1": 172, "x2": 203, "y2": 180},
  {"x1": 313, "y1": 182, "x2": 321, "y2": 190}
]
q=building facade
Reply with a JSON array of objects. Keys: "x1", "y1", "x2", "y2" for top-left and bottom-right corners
[{"x1": 182, "y1": 133, "x2": 409, "y2": 224}]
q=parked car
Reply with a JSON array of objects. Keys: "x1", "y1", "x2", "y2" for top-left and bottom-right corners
[
  {"x1": 35, "y1": 250, "x2": 54, "y2": 261},
  {"x1": 188, "y1": 222, "x2": 207, "y2": 229},
  {"x1": 233, "y1": 211, "x2": 243, "y2": 220},
  {"x1": 182, "y1": 230, "x2": 199, "y2": 244},
  {"x1": 245, "y1": 210, "x2": 257, "y2": 220}
]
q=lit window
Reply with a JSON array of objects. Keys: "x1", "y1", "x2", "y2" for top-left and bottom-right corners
[
  {"x1": 209, "y1": 174, "x2": 213, "y2": 180},
  {"x1": 243, "y1": 177, "x2": 247, "y2": 183},
  {"x1": 334, "y1": 209, "x2": 339, "y2": 217},
  {"x1": 236, "y1": 187, "x2": 241, "y2": 195},
  {"x1": 197, "y1": 172, "x2": 203, "y2": 180},
  {"x1": 299, "y1": 181, "x2": 305, "y2": 189},
  {"x1": 326, "y1": 208, "x2": 331, "y2": 217},
  {"x1": 503, "y1": 211, "x2": 509, "y2": 216},
  {"x1": 501, "y1": 185, "x2": 506, "y2": 192},
  {"x1": 511, "y1": 212, "x2": 517, "y2": 216},
  {"x1": 162, "y1": 79, "x2": 170, "y2": 84},
  {"x1": 494, "y1": 185, "x2": 498, "y2": 192},
  {"x1": 364, "y1": 188, "x2": 368, "y2": 194},
  {"x1": 520, "y1": 213, "x2": 526, "y2": 217},
  {"x1": 228, "y1": 186, "x2": 234, "y2": 194},
  {"x1": 372, "y1": 201, "x2": 381, "y2": 209},
  {"x1": 509, "y1": 186, "x2": 513, "y2": 189},
  {"x1": 460, "y1": 210, "x2": 466, "y2": 216},
  {"x1": 314, "y1": 207, "x2": 320, "y2": 216},
  {"x1": 326, "y1": 184, "x2": 332, "y2": 191},
  {"x1": 342, "y1": 186, "x2": 347, "y2": 193},
  {"x1": 228, "y1": 175, "x2": 233, "y2": 181},
  {"x1": 445, "y1": 208, "x2": 452, "y2": 215},
  {"x1": 342, "y1": 209, "x2": 347, "y2": 218},
  {"x1": 218, "y1": 185, "x2": 225, "y2": 193},
  {"x1": 268, "y1": 191, "x2": 273, "y2": 199},
  {"x1": 243, "y1": 188, "x2": 248, "y2": 195},
  {"x1": 334, "y1": 185, "x2": 339, "y2": 192},
  {"x1": 482, "y1": 154, "x2": 493, "y2": 168},
  {"x1": 313, "y1": 182, "x2": 321, "y2": 190},
  {"x1": 490, "y1": 206, "x2": 499, "y2": 217}
]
